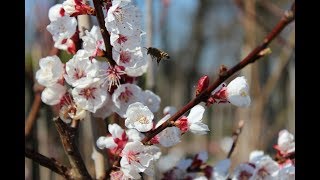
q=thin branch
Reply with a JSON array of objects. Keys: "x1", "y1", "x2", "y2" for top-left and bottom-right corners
[
  {"x1": 141, "y1": 2, "x2": 295, "y2": 144},
  {"x1": 234, "y1": 0, "x2": 294, "y2": 50},
  {"x1": 227, "y1": 120, "x2": 245, "y2": 158},
  {"x1": 92, "y1": 0, "x2": 116, "y2": 66},
  {"x1": 260, "y1": 31, "x2": 295, "y2": 105},
  {"x1": 25, "y1": 93, "x2": 42, "y2": 137},
  {"x1": 54, "y1": 118, "x2": 92, "y2": 179},
  {"x1": 25, "y1": 148, "x2": 71, "y2": 179}
]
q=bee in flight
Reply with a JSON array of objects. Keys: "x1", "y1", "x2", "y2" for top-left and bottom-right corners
[{"x1": 145, "y1": 47, "x2": 170, "y2": 65}]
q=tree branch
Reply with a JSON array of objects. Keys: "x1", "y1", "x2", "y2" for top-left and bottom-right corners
[
  {"x1": 234, "y1": 0, "x2": 294, "y2": 51},
  {"x1": 25, "y1": 148, "x2": 71, "y2": 179},
  {"x1": 141, "y1": 1, "x2": 295, "y2": 144},
  {"x1": 25, "y1": 93, "x2": 42, "y2": 137},
  {"x1": 227, "y1": 120, "x2": 244, "y2": 158},
  {"x1": 92, "y1": 0, "x2": 116, "y2": 66},
  {"x1": 54, "y1": 118, "x2": 92, "y2": 179}
]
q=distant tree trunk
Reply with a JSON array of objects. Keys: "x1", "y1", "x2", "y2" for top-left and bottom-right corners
[{"x1": 234, "y1": 0, "x2": 263, "y2": 166}]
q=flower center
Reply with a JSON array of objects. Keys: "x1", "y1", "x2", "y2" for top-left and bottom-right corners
[
  {"x1": 137, "y1": 115, "x2": 149, "y2": 124},
  {"x1": 119, "y1": 87, "x2": 133, "y2": 103},
  {"x1": 119, "y1": 51, "x2": 131, "y2": 64},
  {"x1": 79, "y1": 87, "x2": 97, "y2": 100},
  {"x1": 240, "y1": 91, "x2": 247, "y2": 97},
  {"x1": 239, "y1": 171, "x2": 252, "y2": 180},
  {"x1": 106, "y1": 65, "x2": 126, "y2": 91},
  {"x1": 257, "y1": 167, "x2": 269, "y2": 178},
  {"x1": 73, "y1": 68, "x2": 86, "y2": 79},
  {"x1": 127, "y1": 151, "x2": 139, "y2": 164},
  {"x1": 117, "y1": 34, "x2": 128, "y2": 44},
  {"x1": 113, "y1": 7, "x2": 124, "y2": 23}
]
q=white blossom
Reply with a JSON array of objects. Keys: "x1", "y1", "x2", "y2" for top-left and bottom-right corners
[
  {"x1": 112, "y1": 83, "x2": 142, "y2": 117},
  {"x1": 35, "y1": 55, "x2": 64, "y2": 87},
  {"x1": 120, "y1": 141, "x2": 160, "y2": 178},
  {"x1": 58, "y1": 91, "x2": 87, "y2": 123},
  {"x1": 54, "y1": 38, "x2": 76, "y2": 54},
  {"x1": 157, "y1": 149, "x2": 183, "y2": 173},
  {"x1": 72, "y1": 81, "x2": 109, "y2": 113},
  {"x1": 112, "y1": 47, "x2": 145, "y2": 68},
  {"x1": 93, "y1": 97, "x2": 115, "y2": 119},
  {"x1": 48, "y1": 4, "x2": 64, "y2": 22},
  {"x1": 125, "y1": 102, "x2": 154, "y2": 132},
  {"x1": 187, "y1": 105, "x2": 209, "y2": 135},
  {"x1": 249, "y1": 151, "x2": 279, "y2": 179},
  {"x1": 96, "y1": 136, "x2": 117, "y2": 149},
  {"x1": 232, "y1": 163, "x2": 255, "y2": 180},
  {"x1": 141, "y1": 90, "x2": 161, "y2": 113},
  {"x1": 213, "y1": 159, "x2": 231, "y2": 180},
  {"x1": 124, "y1": 57, "x2": 148, "y2": 77},
  {"x1": 96, "y1": 123, "x2": 126, "y2": 150},
  {"x1": 156, "y1": 114, "x2": 181, "y2": 147},
  {"x1": 81, "y1": 26, "x2": 105, "y2": 57},
  {"x1": 41, "y1": 84, "x2": 67, "y2": 105},
  {"x1": 105, "y1": 3, "x2": 142, "y2": 36},
  {"x1": 277, "y1": 129, "x2": 295, "y2": 155},
  {"x1": 110, "y1": 31, "x2": 142, "y2": 51},
  {"x1": 278, "y1": 163, "x2": 295, "y2": 179},
  {"x1": 64, "y1": 50, "x2": 100, "y2": 88},
  {"x1": 47, "y1": 15, "x2": 77, "y2": 42},
  {"x1": 226, "y1": 76, "x2": 251, "y2": 107},
  {"x1": 126, "y1": 129, "x2": 145, "y2": 141}
]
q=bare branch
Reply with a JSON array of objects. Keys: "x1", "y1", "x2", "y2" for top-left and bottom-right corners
[
  {"x1": 54, "y1": 118, "x2": 92, "y2": 179},
  {"x1": 227, "y1": 120, "x2": 245, "y2": 158},
  {"x1": 25, "y1": 148, "x2": 71, "y2": 179},
  {"x1": 92, "y1": 0, "x2": 116, "y2": 66}
]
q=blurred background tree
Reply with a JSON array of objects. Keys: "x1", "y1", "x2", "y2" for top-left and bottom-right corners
[{"x1": 25, "y1": 0, "x2": 295, "y2": 179}]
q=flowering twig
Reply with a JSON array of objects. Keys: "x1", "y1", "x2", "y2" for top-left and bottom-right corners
[
  {"x1": 141, "y1": 1, "x2": 295, "y2": 144},
  {"x1": 54, "y1": 118, "x2": 92, "y2": 179},
  {"x1": 25, "y1": 148, "x2": 71, "y2": 179},
  {"x1": 227, "y1": 120, "x2": 244, "y2": 158},
  {"x1": 92, "y1": 0, "x2": 116, "y2": 66},
  {"x1": 233, "y1": 0, "x2": 294, "y2": 50}
]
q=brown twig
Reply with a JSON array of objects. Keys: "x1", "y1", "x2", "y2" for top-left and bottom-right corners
[
  {"x1": 25, "y1": 93, "x2": 42, "y2": 137},
  {"x1": 25, "y1": 148, "x2": 71, "y2": 179},
  {"x1": 54, "y1": 118, "x2": 92, "y2": 179},
  {"x1": 141, "y1": 2, "x2": 295, "y2": 144},
  {"x1": 234, "y1": 0, "x2": 294, "y2": 50},
  {"x1": 227, "y1": 120, "x2": 245, "y2": 158},
  {"x1": 92, "y1": 0, "x2": 116, "y2": 66}
]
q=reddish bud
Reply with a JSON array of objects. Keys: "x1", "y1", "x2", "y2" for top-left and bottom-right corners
[
  {"x1": 59, "y1": 8, "x2": 65, "y2": 16},
  {"x1": 204, "y1": 165, "x2": 213, "y2": 178},
  {"x1": 219, "y1": 65, "x2": 228, "y2": 77},
  {"x1": 174, "y1": 117, "x2": 189, "y2": 133},
  {"x1": 196, "y1": 75, "x2": 209, "y2": 96}
]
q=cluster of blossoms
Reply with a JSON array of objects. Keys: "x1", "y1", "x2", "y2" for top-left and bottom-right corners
[
  {"x1": 35, "y1": 0, "x2": 294, "y2": 179},
  {"x1": 38, "y1": 0, "x2": 154, "y2": 124},
  {"x1": 157, "y1": 129, "x2": 295, "y2": 180}
]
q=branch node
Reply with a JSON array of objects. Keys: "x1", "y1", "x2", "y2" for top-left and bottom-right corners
[
  {"x1": 258, "y1": 47, "x2": 272, "y2": 57},
  {"x1": 219, "y1": 65, "x2": 228, "y2": 77}
]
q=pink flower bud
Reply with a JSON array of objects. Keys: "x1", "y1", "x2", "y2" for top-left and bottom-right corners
[{"x1": 196, "y1": 75, "x2": 209, "y2": 96}]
